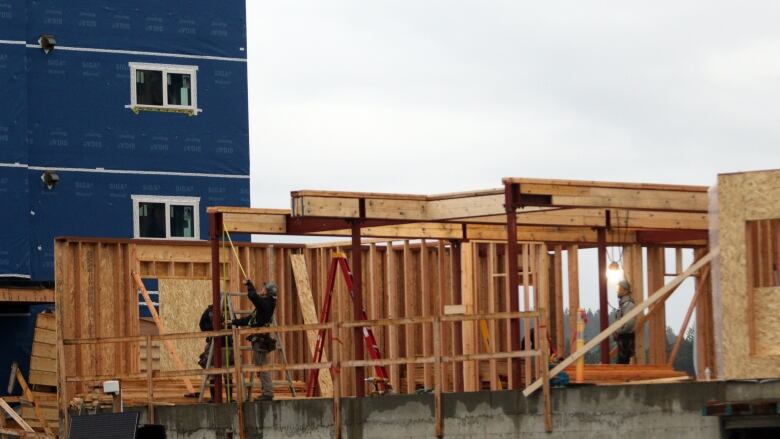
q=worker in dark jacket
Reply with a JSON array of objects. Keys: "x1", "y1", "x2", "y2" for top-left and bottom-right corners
[
  {"x1": 613, "y1": 280, "x2": 637, "y2": 364},
  {"x1": 232, "y1": 280, "x2": 278, "y2": 400}
]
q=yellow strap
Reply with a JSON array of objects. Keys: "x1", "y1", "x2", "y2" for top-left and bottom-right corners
[{"x1": 223, "y1": 227, "x2": 249, "y2": 280}]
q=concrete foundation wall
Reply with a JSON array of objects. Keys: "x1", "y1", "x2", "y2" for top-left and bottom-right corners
[{"x1": 124, "y1": 381, "x2": 779, "y2": 439}]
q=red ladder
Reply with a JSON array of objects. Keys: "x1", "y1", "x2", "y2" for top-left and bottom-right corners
[{"x1": 306, "y1": 252, "x2": 390, "y2": 397}]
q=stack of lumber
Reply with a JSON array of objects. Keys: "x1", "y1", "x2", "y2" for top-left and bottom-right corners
[
  {"x1": 72, "y1": 377, "x2": 307, "y2": 407},
  {"x1": 29, "y1": 313, "x2": 56, "y2": 387},
  {"x1": 563, "y1": 364, "x2": 689, "y2": 384},
  {"x1": 19, "y1": 312, "x2": 58, "y2": 436},
  {"x1": 21, "y1": 391, "x2": 58, "y2": 435}
]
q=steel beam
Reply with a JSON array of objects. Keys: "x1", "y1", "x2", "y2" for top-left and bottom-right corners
[
  {"x1": 597, "y1": 227, "x2": 609, "y2": 364},
  {"x1": 504, "y1": 183, "x2": 522, "y2": 389},
  {"x1": 209, "y1": 211, "x2": 224, "y2": 403}
]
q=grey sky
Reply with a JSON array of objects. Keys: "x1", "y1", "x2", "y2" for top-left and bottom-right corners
[{"x1": 245, "y1": 2, "x2": 780, "y2": 329}]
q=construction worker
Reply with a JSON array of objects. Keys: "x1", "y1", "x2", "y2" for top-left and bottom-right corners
[
  {"x1": 232, "y1": 280, "x2": 278, "y2": 401},
  {"x1": 613, "y1": 279, "x2": 636, "y2": 364},
  {"x1": 197, "y1": 306, "x2": 216, "y2": 400}
]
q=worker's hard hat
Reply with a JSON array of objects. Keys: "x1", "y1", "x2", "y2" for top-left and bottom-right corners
[{"x1": 264, "y1": 282, "x2": 278, "y2": 297}]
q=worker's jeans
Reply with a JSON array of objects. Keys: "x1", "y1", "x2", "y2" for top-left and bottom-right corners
[
  {"x1": 617, "y1": 333, "x2": 635, "y2": 364},
  {"x1": 252, "y1": 339, "x2": 274, "y2": 397}
]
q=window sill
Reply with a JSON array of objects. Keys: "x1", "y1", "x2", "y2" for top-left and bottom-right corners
[{"x1": 125, "y1": 104, "x2": 202, "y2": 116}]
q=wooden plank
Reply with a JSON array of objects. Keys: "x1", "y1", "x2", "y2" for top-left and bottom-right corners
[
  {"x1": 420, "y1": 241, "x2": 433, "y2": 390},
  {"x1": 487, "y1": 243, "x2": 500, "y2": 390},
  {"x1": 504, "y1": 177, "x2": 708, "y2": 193},
  {"x1": 461, "y1": 242, "x2": 478, "y2": 391},
  {"x1": 33, "y1": 329, "x2": 55, "y2": 346},
  {"x1": 403, "y1": 241, "x2": 416, "y2": 394},
  {"x1": 290, "y1": 254, "x2": 333, "y2": 396},
  {"x1": 646, "y1": 247, "x2": 667, "y2": 364},
  {"x1": 386, "y1": 243, "x2": 400, "y2": 392},
  {"x1": 28, "y1": 371, "x2": 56, "y2": 387},
  {"x1": 522, "y1": 244, "x2": 531, "y2": 386},
  {"x1": 0, "y1": 288, "x2": 54, "y2": 303},
  {"x1": 29, "y1": 357, "x2": 56, "y2": 374},
  {"x1": 553, "y1": 246, "x2": 564, "y2": 356},
  {"x1": 14, "y1": 366, "x2": 54, "y2": 437},
  {"x1": 566, "y1": 245, "x2": 579, "y2": 356},
  {"x1": 31, "y1": 344, "x2": 55, "y2": 361},
  {"x1": 0, "y1": 398, "x2": 34, "y2": 432},
  {"x1": 523, "y1": 250, "x2": 715, "y2": 396}
]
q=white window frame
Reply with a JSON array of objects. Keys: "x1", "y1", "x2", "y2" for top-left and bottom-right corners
[
  {"x1": 132, "y1": 195, "x2": 201, "y2": 240},
  {"x1": 127, "y1": 62, "x2": 201, "y2": 115}
]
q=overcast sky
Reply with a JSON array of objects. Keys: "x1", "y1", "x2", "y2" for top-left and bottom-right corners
[{"x1": 244, "y1": 2, "x2": 780, "y2": 329}]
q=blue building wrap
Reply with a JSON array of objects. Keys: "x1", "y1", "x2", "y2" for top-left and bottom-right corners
[{"x1": 0, "y1": 0, "x2": 250, "y2": 389}]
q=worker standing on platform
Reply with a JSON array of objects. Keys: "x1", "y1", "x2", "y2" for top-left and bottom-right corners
[
  {"x1": 232, "y1": 280, "x2": 278, "y2": 401},
  {"x1": 613, "y1": 280, "x2": 636, "y2": 364}
]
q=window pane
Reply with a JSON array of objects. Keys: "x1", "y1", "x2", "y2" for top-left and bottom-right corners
[
  {"x1": 170, "y1": 205, "x2": 195, "y2": 238},
  {"x1": 136, "y1": 69, "x2": 163, "y2": 106},
  {"x1": 139, "y1": 202, "x2": 166, "y2": 238},
  {"x1": 167, "y1": 73, "x2": 192, "y2": 106}
]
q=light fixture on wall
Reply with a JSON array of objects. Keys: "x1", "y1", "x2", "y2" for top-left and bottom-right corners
[
  {"x1": 38, "y1": 34, "x2": 56, "y2": 54},
  {"x1": 41, "y1": 170, "x2": 59, "y2": 189}
]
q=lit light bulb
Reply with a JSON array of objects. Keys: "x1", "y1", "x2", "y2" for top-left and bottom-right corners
[{"x1": 606, "y1": 261, "x2": 624, "y2": 283}]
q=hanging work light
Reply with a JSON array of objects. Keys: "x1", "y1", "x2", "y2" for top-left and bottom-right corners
[{"x1": 606, "y1": 260, "x2": 624, "y2": 283}]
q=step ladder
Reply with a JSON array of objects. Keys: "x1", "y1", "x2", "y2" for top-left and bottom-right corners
[
  {"x1": 198, "y1": 291, "x2": 296, "y2": 402},
  {"x1": 306, "y1": 252, "x2": 391, "y2": 397}
]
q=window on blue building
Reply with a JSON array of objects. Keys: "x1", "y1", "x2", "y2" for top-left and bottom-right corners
[
  {"x1": 128, "y1": 63, "x2": 199, "y2": 115},
  {"x1": 132, "y1": 195, "x2": 200, "y2": 240}
]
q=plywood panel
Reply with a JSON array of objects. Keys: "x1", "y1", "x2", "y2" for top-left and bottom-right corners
[
  {"x1": 716, "y1": 169, "x2": 780, "y2": 379},
  {"x1": 158, "y1": 279, "x2": 212, "y2": 371}
]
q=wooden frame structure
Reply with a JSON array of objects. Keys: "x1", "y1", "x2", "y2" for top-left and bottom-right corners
[{"x1": 54, "y1": 177, "x2": 720, "y2": 438}]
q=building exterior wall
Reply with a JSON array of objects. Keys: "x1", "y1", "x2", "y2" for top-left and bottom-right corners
[{"x1": 0, "y1": 0, "x2": 250, "y2": 282}]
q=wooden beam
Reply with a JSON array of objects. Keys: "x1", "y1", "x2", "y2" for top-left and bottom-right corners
[
  {"x1": 523, "y1": 249, "x2": 716, "y2": 396},
  {"x1": 566, "y1": 245, "x2": 579, "y2": 356},
  {"x1": 0, "y1": 397, "x2": 34, "y2": 433},
  {"x1": 461, "y1": 242, "x2": 478, "y2": 392},
  {"x1": 0, "y1": 288, "x2": 54, "y2": 303}
]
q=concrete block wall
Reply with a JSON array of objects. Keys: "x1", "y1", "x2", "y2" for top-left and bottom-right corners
[{"x1": 126, "y1": 381, "x2": 780, "y2": 438}]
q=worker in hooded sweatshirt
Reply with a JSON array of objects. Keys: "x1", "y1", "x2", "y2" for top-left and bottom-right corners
[
  {"x1": 232, "y1": 280, "x2": 278, "y2": 401},
  {"x1": 613, "y1": 280, "x2": 637, "y2": 364}
]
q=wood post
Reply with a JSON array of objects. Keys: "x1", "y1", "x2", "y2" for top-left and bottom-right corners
[
  {"x1": 232, "y1": 328, "x2": 246, "y2": 439},
  {"x1": 433, "y1": 316, "x2": 443, "y2": 438},
  {"x1": 146, "y1": 336, "x2": 154, "y2": 424},
  {"x1": 694, "y1": 247, "x2": 716, "y2": 379},
  {"x1": 350, "y1": 221, "x2": 366, "y2": 397},
  {"x1": 647, "y1": 247, "x2": 667, "y2": 364},
  {"x1": 331, "y1": 319, "x2": 342, "y2": 439},
  {"x1": 461, "y1": 242, "x2": 478, "y2": 391},
  {"x1": 566, "y1": 245, "x2": 579, "y2": 356}
]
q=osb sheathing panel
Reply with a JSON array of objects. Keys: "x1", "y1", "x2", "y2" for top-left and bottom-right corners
[
  {"x1": 158, "y1": 279, "x2": 211, "y2": 371},
  {"x1": 55, "y1": 240, "x2": 140, "y2": 386},
  {"x1": 717, "y1": 169, "x2": 780, "y2": 379}
]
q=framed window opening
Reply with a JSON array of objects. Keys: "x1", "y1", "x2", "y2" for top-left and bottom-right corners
[
  {"x1": 127, "y1": 62, "x2": 201, "y2": 115},
  {"x1": 132, "y1": 195, "x2": 200, "y2": 240}
]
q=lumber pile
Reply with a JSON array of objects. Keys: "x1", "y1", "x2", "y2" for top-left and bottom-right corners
[
  {"x1": 18, "y1": 312, "x2": 58, "y2": 436},
  {"x1": 563, "y1": 364, "x2": 689, "y2": 384},
  {"x1": 71, "y1": 378, "x2": 307, "y2": 408}
]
